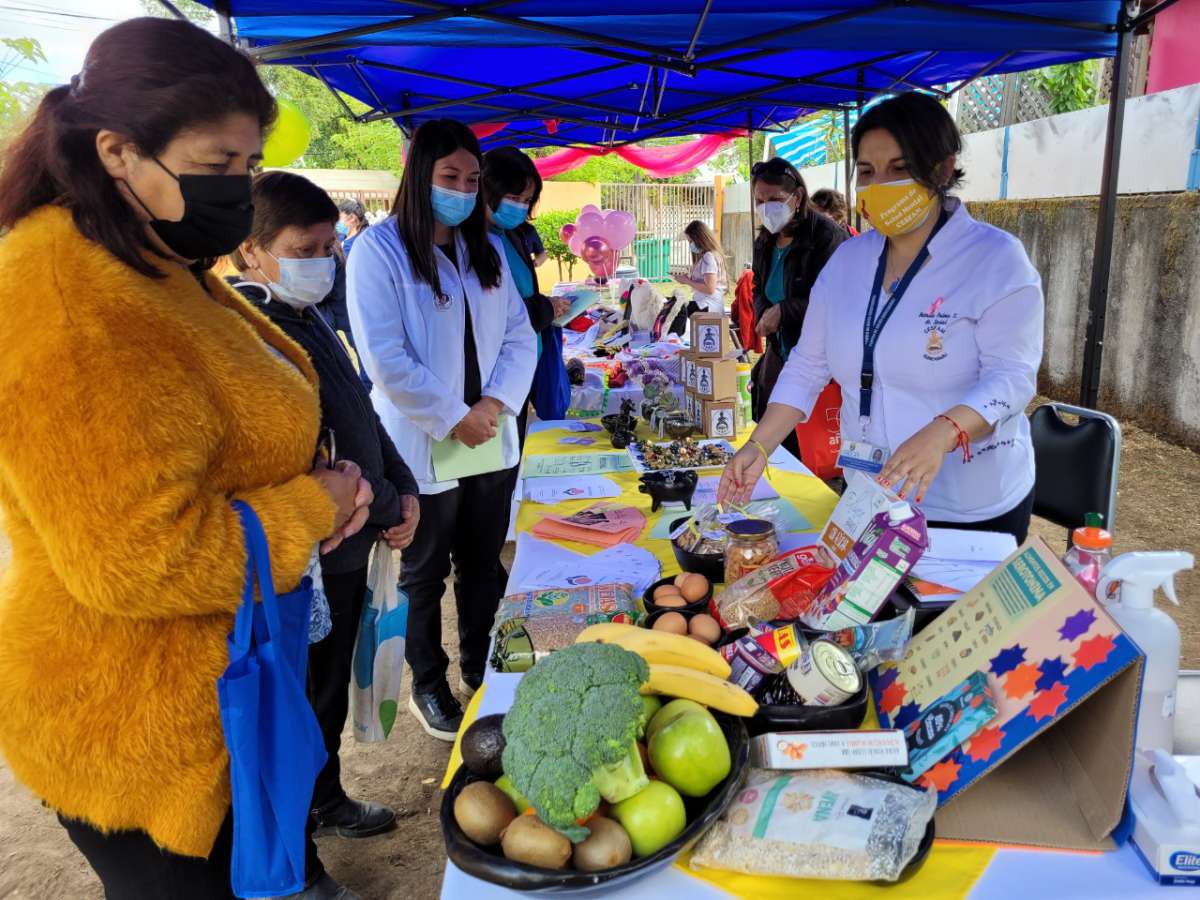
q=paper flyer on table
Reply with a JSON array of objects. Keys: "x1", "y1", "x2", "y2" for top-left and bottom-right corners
[
  {"x1": 523, "y1": 453, "x2": 632, "y2": 478},
  {"x1": 523, "y1": 475, "x2": 622, "y2": 504},
  {"x1": 692, "y1": 475, "x2": 778, "y2": 507},
  {"x1": 510, "y1": 538, "x2": 660, "y2": 597}
]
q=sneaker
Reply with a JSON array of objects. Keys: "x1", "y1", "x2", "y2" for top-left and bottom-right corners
[
  {"x1": 276, "y1": 872, "x2": 361, "y2": 900},
  {"x1": 313, "y1": 797, "x2": 397, "y2": 839},
  {"x1": 408, "y1": 683, "x2": 463, "y2": 741},
  {"x1": 458, "y1": 671, "x2": 484, "y2": 698}
]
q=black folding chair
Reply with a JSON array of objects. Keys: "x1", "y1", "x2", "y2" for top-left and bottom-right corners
[{"x1": 1029, "y1": 402, "x2": 1122, "y2": 535}]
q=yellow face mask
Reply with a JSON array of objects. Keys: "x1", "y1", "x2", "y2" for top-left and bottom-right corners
[{"x1": 855, "y1": 179, "x2": 937, "y2": 237}]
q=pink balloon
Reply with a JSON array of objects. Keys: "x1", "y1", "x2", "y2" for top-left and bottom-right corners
[
  {"x1": 559, "y1": 223, "x2": 576, "y2": 243},
  {"x1": 581, "y1": 236, "x2": 617, "y2": 280},
  {"x1": 603, "y1": 210, "x2": 636, "y2": 251}
]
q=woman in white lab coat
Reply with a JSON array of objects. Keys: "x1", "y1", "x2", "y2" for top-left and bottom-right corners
[
  {"x1": 347, "y1": 119, "x2": 536, "y2": 740},
  {"x1": 719, "y1": 92, "x2": 1044, "y2": 542}
]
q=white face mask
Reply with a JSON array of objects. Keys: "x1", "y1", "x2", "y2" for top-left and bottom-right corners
[
  {"x1": 756, "y1": 199, "x2": 795, "y2": 234},
  {"x1": 265, "y1": 250, "x2": 336, "y2": 308}
]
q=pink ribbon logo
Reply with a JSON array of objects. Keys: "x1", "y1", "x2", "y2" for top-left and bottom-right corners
[{"x1": 927, "y1": 296, "x2": 945, "y2": 316}]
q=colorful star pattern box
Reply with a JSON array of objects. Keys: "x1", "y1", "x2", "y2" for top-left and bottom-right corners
[{"x1": 869, "y1": 538, "x2": 1143, "y2": 808}]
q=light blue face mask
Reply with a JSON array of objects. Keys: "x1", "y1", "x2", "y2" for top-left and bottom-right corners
[
  {"x1": 689, "y1": 242, "x2": 701, "y2": 254},
  {"x1": 493, "y1": 198, "x2": 529, "y2": 231},
  {"x1": 431, "y1": 184, "x2": 477, "y2": 227},
  {"x1": 335, "y1": 221, "x2": 348, "y2": 238}
]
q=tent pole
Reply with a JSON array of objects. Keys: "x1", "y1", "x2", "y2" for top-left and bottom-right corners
[
  {"x1": 843, "y1": 108, "x2": 853, "y2": 223},
  {"x1": 1080, "y1": 19, "x2": 1132, "y2": 409},
  {"x1": 214, "y1": 1, "x2": 232, "y2": 44},
  {"x1": 854, "y1": 69, "x2": 865, "y2": 231},
  {"x1": 747, "y1": 112, "x2": 755, "y2": 270}
]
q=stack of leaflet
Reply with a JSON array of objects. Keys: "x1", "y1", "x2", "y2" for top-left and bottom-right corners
[
  {"x1": 531, "y1": 501, "x2": 646, "y2": 547},
  {"x1": 506, "y1": 534, "x2": 660, "y2": 598},
  {"x1": 907, "y1": 528, "x2": 1017, "y2": 604}
]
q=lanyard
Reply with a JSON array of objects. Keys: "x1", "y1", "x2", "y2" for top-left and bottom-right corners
[{"x1": 858, "y1": 209, "x2": 948, "y2": 422}]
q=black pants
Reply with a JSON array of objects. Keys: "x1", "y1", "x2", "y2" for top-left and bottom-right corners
[
  {"x1": 62, "y1": 811, "x2": 323, "y2": 899},
  {"x1": 750, "y1": 344, "x2": 803, "y2": 462},
  {"x1": 308, "y1": 565, "x2": 369, "y2": 813},
  {"x1": 928, "y1": 487, "x2": 1036, "y2": 545},
  {"x1": 401, "y1": 467, "x2": 515, "y2": 693}
]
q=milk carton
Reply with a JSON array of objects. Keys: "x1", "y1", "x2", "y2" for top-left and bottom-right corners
[{"x1": 811, "y1": 502, "x2": 928, "y2": 630}]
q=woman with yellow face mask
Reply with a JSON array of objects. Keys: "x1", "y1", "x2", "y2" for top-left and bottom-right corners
[{"x1": 720, "y1": 92, "x2": 1044, "y2": 543}]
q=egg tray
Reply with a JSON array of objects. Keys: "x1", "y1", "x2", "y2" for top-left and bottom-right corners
[{"x1": 642, "y1": 576, "x2": 712, "y2": 615}]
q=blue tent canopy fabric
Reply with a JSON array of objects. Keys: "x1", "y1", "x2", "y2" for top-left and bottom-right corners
[{"x1": 202, "y1": 1, "x2": 1122, "y2": 147}]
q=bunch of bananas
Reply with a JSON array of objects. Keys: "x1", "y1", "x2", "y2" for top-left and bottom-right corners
[{"x1": 574, "y1": 623, "x2": 757, "y2": 717}]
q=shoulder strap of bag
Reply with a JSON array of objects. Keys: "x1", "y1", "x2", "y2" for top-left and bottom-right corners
[{"x1": 232, "y1": 500, "x2": 284, "y2": 644}]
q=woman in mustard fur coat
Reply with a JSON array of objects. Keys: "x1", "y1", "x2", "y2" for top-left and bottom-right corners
[{"x1": 0, "y1": 18, "x2": 373, "y2": 900}]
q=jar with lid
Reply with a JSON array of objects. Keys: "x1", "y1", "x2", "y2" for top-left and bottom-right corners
[{"x1": 723, "y1": 518, "x2": 778, "y2": 584}]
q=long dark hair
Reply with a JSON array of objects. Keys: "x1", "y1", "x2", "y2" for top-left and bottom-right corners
[
  {"x1": 851, "y1": 92, "x2": 965, "y2": 195},
  {"x1": 392, "y1": 119, "x2": 500, "y2": 297},
  {"x1": 0, "y1": 17, "x2": 275, "y2": 279},
  {"x1": 482, "y1": 146, "x2": 543, "y2": 216},
  {"x1": 751, "y1": 157, "x2": 810, "y2": 241}
]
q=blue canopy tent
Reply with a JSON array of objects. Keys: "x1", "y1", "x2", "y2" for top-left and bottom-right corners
[{"x1": 191, "y1": 0, "x2": 1180, "y2": 408}]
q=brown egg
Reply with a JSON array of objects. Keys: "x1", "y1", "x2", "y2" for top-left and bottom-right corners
[
  {"x1": 652, "y1": 584, "x2": 684, "y2": 605},
  {"x1": 653, "y1": 611, "x2": 689, "y2": 635},
  {"x1": 673, "y1": 573, "x2": 690, "y2": 589},
  {"x1": 655, "y1": 593, "x2": 688, "y2": 609},
  {"x1": 678, "y1": 573, "x2": 710, "y2": 603},
  {"x1": 688, "y1": 614, "x2": 722, "y2": 645}
]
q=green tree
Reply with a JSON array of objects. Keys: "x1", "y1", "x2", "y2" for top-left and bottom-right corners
[
  {"x1": 141, "y1": 0, "x2": 403, "y2": 172},
  {"x1": 0, "y1": 37, "x2": 50, "y2": 145},
  {"x1": 1030, "y1": 61, "x2": 1099, "y2": 115},
  {"x1": 533, "y1": 208, "x2": 580, "y2": 282}
]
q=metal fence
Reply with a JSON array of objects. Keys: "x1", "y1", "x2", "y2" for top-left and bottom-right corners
[
  {"x1": 325, "y1": 188, "x2": 395, "y2": 215},
  {"x1": 600, "y1": 183, "x2": 716, "y2": 281}
]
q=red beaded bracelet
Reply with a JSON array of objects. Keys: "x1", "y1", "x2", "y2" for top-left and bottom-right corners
[{"x1": 936, "y1": 414, "x2": 973, "y2": 463}]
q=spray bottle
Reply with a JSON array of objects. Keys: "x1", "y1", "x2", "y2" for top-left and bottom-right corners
[{"x1": 1096, "y1": 551, "x2": 1194, "y2": 761}]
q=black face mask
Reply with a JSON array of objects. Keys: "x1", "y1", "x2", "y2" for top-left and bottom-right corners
[{"x1": 127, "y1": 158, "x2": 254, "y2": 260}]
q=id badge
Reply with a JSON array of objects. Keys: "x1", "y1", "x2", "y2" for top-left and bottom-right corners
[{"x1": 838, "y1": 439, "x2": 889, "y2": 474}]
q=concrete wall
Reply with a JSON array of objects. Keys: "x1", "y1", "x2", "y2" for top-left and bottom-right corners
[{"x1": 969, "y1": 193, "x2": 1200, "y2": 449}]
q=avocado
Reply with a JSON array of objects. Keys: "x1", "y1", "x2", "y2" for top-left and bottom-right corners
[{"x1": 461, "y1": 714, "x2": 506, "y2": 780}]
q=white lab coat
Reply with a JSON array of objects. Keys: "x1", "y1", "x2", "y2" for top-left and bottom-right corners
[
  {"x1": 346, "y1": 217, "x2": 537, "y2": 494},
  {"x1": 771, "y1": 199, "x2": 1044, "y2": 523}
]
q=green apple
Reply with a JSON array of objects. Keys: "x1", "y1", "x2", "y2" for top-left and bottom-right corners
[
  {"x1": 637, "y1": 694, "x2": 663, "y2": 737},
  {"x1": 611, "y1": 780, "x2": 687, "y2": 857},
  {"x1": 645, "y1": 698, "x2": 708, "y2": 744},
  {"x1": 648, "y1": 711, "x2": 731, "y2": 798}
]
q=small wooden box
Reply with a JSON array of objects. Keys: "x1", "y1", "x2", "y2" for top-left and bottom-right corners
[
  {"x1": 682, "y1": 351, "x2": 698, "y2": 392},
  {"x1": 694, "y1": 357, "x2": 738, "y2": 401},
  {"x1": 701, "y1": 399, "x2": 739, "y2": 439},
  {"x1": 690, "y1": 312, "x2": 731, "y2": 358}
]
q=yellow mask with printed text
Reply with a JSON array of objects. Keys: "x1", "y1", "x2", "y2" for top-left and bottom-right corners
[{"x1": 855, "y1": 179, "x2": 937, "y2": 237}]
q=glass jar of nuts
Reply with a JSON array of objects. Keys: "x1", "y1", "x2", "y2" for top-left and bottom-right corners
[{"x1": 723, "y1": 518, "x2": 778, "y2": 585}]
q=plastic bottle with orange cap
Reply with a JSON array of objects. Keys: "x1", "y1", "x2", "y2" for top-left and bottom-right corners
[{"x1": 1062, "y1": 512, "x2": 1113, "y2": 597}]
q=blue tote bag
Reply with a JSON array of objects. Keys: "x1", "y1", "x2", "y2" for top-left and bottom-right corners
[
  {"x1": 218, "y1": 502, "x2": 328, "y2": 898},
  {"x1": 531, "y1": 325, "x2": 570, "y2": 421}
]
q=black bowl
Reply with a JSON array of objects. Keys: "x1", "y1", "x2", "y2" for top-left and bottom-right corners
[
  {"x1": 642, "y1": 575, "x2": 712, "y2": 615},
  {"x1": 442, "y1": 714, "x2": 750, "y2": 893},
  {"x1": 719, "y1": 622, "x2": 869, "y2": 737},
  {"x1": 884, "y1": 582, "x2": 950, "y2": 634},
  {"x1": 638, "y1": 470, "x2": 698, "y2": 513},
  {"x1": 667, "y1": 517, "x2": 726, "y2": 585}
]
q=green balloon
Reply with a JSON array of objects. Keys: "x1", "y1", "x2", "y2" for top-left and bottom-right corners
[{"x1": 261, "y1": 98, "x2": 310, "y2": 167}]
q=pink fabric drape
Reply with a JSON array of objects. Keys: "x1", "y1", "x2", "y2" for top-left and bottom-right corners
[{"x1": 532, "y1": 130, "x2": 746, "y2": 179}]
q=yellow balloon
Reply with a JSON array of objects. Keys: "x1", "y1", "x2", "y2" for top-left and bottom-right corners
[{"x1": 261, "y1": 98, "x2": 311, "y2": 167}]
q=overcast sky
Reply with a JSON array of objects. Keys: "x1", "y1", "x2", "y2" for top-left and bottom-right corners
[{"x1": 0, "y1": 0, "x2": 203, "y2": 84}]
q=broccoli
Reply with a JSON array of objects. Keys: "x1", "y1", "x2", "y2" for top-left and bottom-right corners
[{"x1": 500, "y1": 642, "x2": 651, "y2": 841}]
